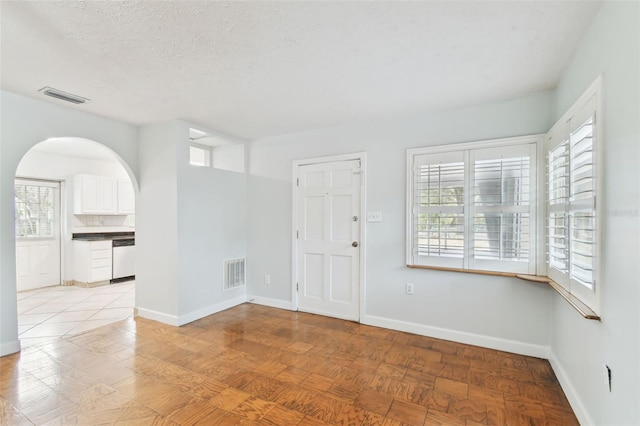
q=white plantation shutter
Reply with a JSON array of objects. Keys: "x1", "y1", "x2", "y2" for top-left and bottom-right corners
[
  {"x1": 569, "y1": 114, "x2": 596, "y2": 290},
  {"x1": 412, "y1": 151, "x2": 465, "y2": 268},
  {"x1": 408, "y1": 138, "x2": 538, "y2": 273},
  {"x1": 547, "y1": 131, "x2": 570, "y2": 275},
  {"x1": 471, "y1": 144, "x2": 535, "y2": 273},
  {"x1": 546, "y1": 92, "x2": 598, "y2": 309}
]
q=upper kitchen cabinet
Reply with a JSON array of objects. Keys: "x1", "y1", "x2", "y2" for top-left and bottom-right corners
[
  {"x1": 117, "y1": 179, "x2": 135, "y2": 214},
  {"x1": 73, "y1": 174, "x2": 118, "y2": 215}
]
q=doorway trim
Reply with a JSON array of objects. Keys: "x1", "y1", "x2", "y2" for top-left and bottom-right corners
[{"x1": 291, "y1": 152, "x2": 367, "y2": 322}]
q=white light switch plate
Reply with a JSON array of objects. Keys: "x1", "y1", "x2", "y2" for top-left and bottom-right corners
[{"x1": 367, "y1": 211, "x2": 382, "y2": 222}]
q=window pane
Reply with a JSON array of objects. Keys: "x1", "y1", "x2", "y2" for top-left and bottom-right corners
[
  {"x1": 474, "y1": 157, "x2": 530, "y2": 206},
  {"x1": 549, "y1": 141, "x2": 569, "y2": 205},
  {"x1": 570, "y1": 117, "x2": 594, "y2": 202},
  {"x1": 570, "y1": 212, "x2": 595, "y2": 288},
  {"x1": 14, "y1": 183, "x2": 55, "y2": 238},
  {"x1": 414, "y1": 161, "x2": 465, "y2": 260},
  {"x1": 417, "y1": 162, "x2": 464, "y2": 207},
  {"x1": 190, "y1": 145, "x2": 211, "y2": 167},
  {"x1": 548, "y1": 212, "x2": 568, "y2": 273},
  {"x1": 474, "y1": 213, "x2": 529, "y2": 261},
  {"x1": 417, "y1": 213, "x2": 464, "y2": 258}
]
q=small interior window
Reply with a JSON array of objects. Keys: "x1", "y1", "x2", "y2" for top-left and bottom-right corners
[
  {"x1": 189, "y1": 144, "x2": 212, "y2": 167},
  {"x1": 188, "y1": 127, "x2": 245, "y2": 173}
]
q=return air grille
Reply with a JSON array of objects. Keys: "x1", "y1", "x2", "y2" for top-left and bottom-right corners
[
  {"x1": 38, "y1": 87, "x2": 90, "y2": 104},
  {"x1": 223, "y1": 257, "x2": 246, "y2": 291}
]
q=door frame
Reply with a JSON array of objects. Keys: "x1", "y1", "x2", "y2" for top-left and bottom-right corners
[{"x1": 291, "y1": 152, "x2": 367, "y2": 321}]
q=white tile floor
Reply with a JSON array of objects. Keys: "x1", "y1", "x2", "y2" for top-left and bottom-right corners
[{"x1": 17, "y1": 281, "x2": 134, "y2": 348}]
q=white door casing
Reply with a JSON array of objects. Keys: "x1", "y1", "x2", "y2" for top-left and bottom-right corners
[
  {"x1": 15, "y1": 179, "x2": 61, "y2": 291},
  {"x1": 293, "y1": 154, "x2": 365, "y2": 322}
]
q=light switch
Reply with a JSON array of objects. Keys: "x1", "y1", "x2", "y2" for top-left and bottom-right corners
[{"x1": 367, "y1": 211, "x2": 382, "y2": 222}]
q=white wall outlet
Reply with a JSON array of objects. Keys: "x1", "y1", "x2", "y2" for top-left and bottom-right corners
[
  {"x1": 264, "y1": 274, "x2": 271, "y2": 285},
  {"x1": 406, "y1": 282, "x2": 414, "y2": 295},
  {"x1": 367, "y1": 211, "x2": 383, "y2": 222}
]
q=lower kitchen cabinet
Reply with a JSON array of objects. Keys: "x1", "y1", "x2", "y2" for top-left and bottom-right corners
[{"x1": 73, "y1": 240, "x2": 112, "y2": 286}]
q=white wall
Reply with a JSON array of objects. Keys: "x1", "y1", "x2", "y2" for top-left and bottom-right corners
[
  {"x1": 177, "y1": 121, "x2": 248, "y2": 322},
  {"x1": 137, "y1": 121, "x2": 181, "y2": 320},
  {"x1": 247, "y1": 91, "x2": 555, "y2": 356},
  {"x1": 212, "y1": 143, "x2": 245, "y2": 173},
  {"x1": 137, "y1": 120, "x2": 248, "y2": 325},
  {"x1": 548, "y1": 2, "x2": 640, "y2": 425},
  {"x1": 0, "y1": 91, "x2": 138, "y2": 356},
  {"x1": 16, "y1": 149, "x2": 129, "y2": 180},
  {"x1": 177, "y1": 156, "x2": 248, "y2": 320}
]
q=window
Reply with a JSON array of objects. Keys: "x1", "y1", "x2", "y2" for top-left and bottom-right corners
[
  {"x1": 14, "y1": 180, "x2": 58, "y2": 238},
  {"x1": 188, "y1": 127, "x2": 246, "y2": 172},
  {"x1": 546, "y1": 84, "x2": 599, "y2": 310},
  {"x1": 189, "y1": 143, "x2": 212, "y2": 167},
  {"x1": 408, "y1": 136, "x2": 539, "y2": 274}
]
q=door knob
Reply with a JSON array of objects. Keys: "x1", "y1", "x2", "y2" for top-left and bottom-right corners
[{"x1": 352, "y1": 242, "x2": 359, "y2": 247}]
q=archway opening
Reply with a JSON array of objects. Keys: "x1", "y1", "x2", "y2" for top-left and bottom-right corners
[{"x1": 14, "y1": 136, "x2": 137, "y2": 348}]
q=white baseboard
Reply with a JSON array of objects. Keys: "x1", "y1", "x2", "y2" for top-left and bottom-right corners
[
  {"x1": 246, "y1": 295, "x2": 293, "y2": 311},
  {"x1": 137, "y1": 296, "x2": 247, "y2": 327},
  {"x1": 177, "y1": 296, "x2": 247, "y2": 326},
  {"x1": 0, "y1": 340, "x2": 21, "y2": 357},
  {"x1": 549, "y1": 350, "x2": 594, "y2": 426},
  {"x1": 361, "y1": 314, "x2": 550, "y2": 359},
  {"x1": 136, "y1": 307, "x2": 180, "y2": 326}
]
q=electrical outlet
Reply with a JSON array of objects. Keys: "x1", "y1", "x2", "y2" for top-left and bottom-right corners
[
  {"x1": 264, "y1": 275, "x2": 271, "y2": 285},
  {"x1": 406, "y1": 282, "x2": 414, "y2": 295}
]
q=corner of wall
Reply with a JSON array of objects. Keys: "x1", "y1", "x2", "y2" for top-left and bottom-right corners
[
  {"x1": 246, "y1": 295, "x2": 294, "y2": 311},
  {"x1": 0, "y1": 340, "x2": 21, "y2": 357},
  {"x1": 548, "y1": 349, "x2": 595, "y2": 426}
]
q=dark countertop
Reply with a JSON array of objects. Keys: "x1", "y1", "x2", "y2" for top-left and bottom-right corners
[{"x1": 72, "y1": 232, "x2": 135, "y2": 241}]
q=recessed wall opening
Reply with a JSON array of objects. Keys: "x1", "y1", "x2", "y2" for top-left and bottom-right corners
[
  {"x1": 14, "y1": 137, "x2": 137, "y2": 348},
  {"x1": 188, "y1": 127, "x2": 245, "y2": 173}
]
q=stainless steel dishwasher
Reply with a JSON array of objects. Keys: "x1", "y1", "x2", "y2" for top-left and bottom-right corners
[{"x1": 112, "y1": 238, "x2": 135, "y2": 282}]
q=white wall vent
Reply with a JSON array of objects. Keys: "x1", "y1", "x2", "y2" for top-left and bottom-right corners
[{"x1": 223, "y1": 257, "x2": 246, "y2": 291}]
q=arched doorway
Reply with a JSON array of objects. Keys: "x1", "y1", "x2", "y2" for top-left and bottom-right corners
[{"x1": 13, "y1": 137, "x2": 138, "y2": 348}]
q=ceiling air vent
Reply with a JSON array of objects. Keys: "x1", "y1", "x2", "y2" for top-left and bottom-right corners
[{"x1": 38, "y1": 87, "x2": 90, "y2": 104}]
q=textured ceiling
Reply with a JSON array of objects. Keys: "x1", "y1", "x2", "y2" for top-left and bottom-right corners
[{"x1": 1, "y1": 1, "x2": 601, "y2": 140}]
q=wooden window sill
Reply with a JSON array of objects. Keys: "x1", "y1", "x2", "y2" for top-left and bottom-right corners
[{"x1": 407, "y1": 264, "x2": 601, "y2": 321}]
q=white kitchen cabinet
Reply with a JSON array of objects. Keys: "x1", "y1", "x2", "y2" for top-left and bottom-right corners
[
  {"x1": 117, "y1": 179, "x2": 135, "y2": 214},
  {"x1": 73, "y1": 174, "x2": 118, "y2": 215},
  {"x1": 73, "y1": 240, "x2": 112, "y2": 285}
]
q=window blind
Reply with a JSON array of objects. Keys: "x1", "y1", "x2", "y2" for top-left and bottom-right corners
[
  {"x1": 408, "y1": 139, "x2": 538, "y2": 274},
  {"x1": 546, "y1": 91, "x2": 598, "y2": 309},
  {"x1": 569, "y1": 116, "x2": 596, "y2": 288},
  {"x1": 473, "y1": 155, "x2": 530, "y2": 262},
  {"x1": 470, "y1": 145, "x2": 534, "y2": 273},
  {"x1": 412, "y1": 152, "x2": 465, "y2": 268}
]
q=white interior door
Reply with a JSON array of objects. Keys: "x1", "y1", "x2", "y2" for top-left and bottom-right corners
[
  {"x1": 295, "y1": 159, "x2": 362, "y2": 321},
  {"x1": 15, "y1": 179, "x2": 61, "y2": 291}
]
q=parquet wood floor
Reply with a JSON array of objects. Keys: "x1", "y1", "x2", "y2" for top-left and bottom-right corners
[{"x1": 0, "y1": 304, "x2": 578, "y2": 425}]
